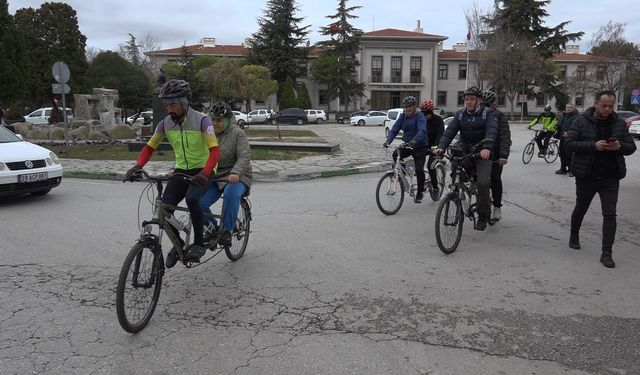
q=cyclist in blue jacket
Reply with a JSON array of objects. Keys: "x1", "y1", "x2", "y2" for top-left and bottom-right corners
[{"x1": 383, "y1": 96, "x2": 428, "y2": 203}]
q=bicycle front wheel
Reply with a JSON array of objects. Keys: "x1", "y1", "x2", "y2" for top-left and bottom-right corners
[
  {"x1": 225, "y1": 199, "x2": 251, "y2": 261},
  {"x1": 544, "y1": 142, "x2": 559, "y2": 163},
  {"x1": 376, "y1": 171, "x2": 405, "y2": 215},
  {"x1": 522, "y1": 142, "x2": 535, "y2": 164},
  {"x1": 116, "y1": 241, "x2": 164, "y2": 333},
  {"x1": 435, "y1": 194, "x2": 463, "y2": 254}
]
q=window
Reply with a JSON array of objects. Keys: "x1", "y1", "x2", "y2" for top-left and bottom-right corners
[
  {"x1": 438, "y1": 64, "x2": 448, "y2": 80},
  {"x1": 575, "y1": 93, "x2": 584, "y2": 107},
  {"x1": 458, "y1": 64, "x2": 467, "y2": 80},
  {"x1": 536, "y1": 93, "x2": 545, "y2": 106},
  {"x1": 577, "y1": 65, "x2": 586, "y2": 80},
  {"x1": 559, "y1": 65, "x2": 567, "y2": 79},
  {"x1": 457, "y1": 91, "x2": 465, "y2": 106},
  {"x1": 437, "y1": 91, "x2": 447, "y2": 106},
  {"x1": 596, "y1": 65, "x2": 606, "y2": 80},
  {"x1": 319, "y1": 89, "x2": 328, "y2": 105},
  {"x1": 391, "y1": 56, "x2": 402, "y2": 83},
  {"x1": 410, "y1": 57, "x2": 422, "y2": 83},
  {"x1": 497, "y1": 91, "x2": 506, "y2": 106},
  {"x1": 371, "y1": 56, "x2": 383, "y2": 82}
]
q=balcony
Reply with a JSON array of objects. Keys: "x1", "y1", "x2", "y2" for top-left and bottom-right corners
[{"x1": 367, "y1": 76, "x2": 425, "y2": 86}]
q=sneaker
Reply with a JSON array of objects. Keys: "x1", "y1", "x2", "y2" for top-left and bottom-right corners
[
  {"x1": 538, "y1": 152, "x2": 544, "y2": 158},
  {"x1": 414, "y1": 192, "x2": 424, "y2": 203},
  {"x1": 569, "y1": 234, "x2": 580, "y2": 249},
  {"x1": 567, "y1": 172, "x2": 574, "y2": 177},
  {"x1": 474, "y1": 216, "x2": 488, "y2": 231},
  {"x1": 165, "y1": 248, "x2": 178, "y2": 269},
  {"x1": 219, "y1": 230, "x2": 232, "y2": 247},
  {"x1": 203, "y1": 222, "x2": 219, "y2": 242},
  {"x1": 492, "y1": 207, "x2": 502, "y2": 221},
  {"x1": 600, "y1": 253, "x2": 615, "y2": 268},
  {"x1": 185, "y1": 243, "x2": 206, "y2": 262},
  {"x1": 430, "y1": 187, "x2": 440, "y2": 201},
  {"x1": 555, "y1": 169, "x2": 567, "y2": 175}
]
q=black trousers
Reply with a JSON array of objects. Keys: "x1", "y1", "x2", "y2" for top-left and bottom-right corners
[
  {"x1": 393, "y1": 147, "x2": 428, "y2": 194},
  {"x1": 558, "y1": 139, "x2": 572, "y2": 172},
  {"x1": 570, "y1": 177, "x2": 619, "y2": 254},
  {"x1": 535, "y1": 131, "x2": 553, "y2": 153},
  {"x1": 490, "y1": 163, "x2": 504, "y2": 208},
  {"x1": 162, "y1": 170, "x2": 208, "y2": 245},
  {"x1": 474, "y1": 159, "x2": 493, "y2": 219}
]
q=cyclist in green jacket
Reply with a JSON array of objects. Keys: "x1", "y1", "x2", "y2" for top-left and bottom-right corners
[{"x1": 528, "y1": 104, "x2": 558, "y2": 157}]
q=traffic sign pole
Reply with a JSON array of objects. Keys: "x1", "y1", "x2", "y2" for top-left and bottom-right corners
[{"x1": 52, "y1": 62, "x2": 71, "y2": 150}]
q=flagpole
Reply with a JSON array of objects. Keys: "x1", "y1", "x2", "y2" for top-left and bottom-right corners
[{"x1": 465, "y1": 30, "x2": 470, "y2": 89}]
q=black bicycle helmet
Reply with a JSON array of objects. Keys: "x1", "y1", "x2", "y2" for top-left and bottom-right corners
[
  {"x1": 463, "y1": 85, "x2": 483, "y2": 98},
  {"x1": 159, "y1": 79, "x2": 192, "y2": 99},
  {"x1": 482, "y1": 90, "x2": 496, "y2": 104},
  {"x1": 402, "y1": 96, "x2": 418, "y2": 107},
  {"x1": 210, "y1": 102, "x2": 233, "y2": 119},
  {"x1": 544, "y1": 104, "x2": 552, "y2": 111}
]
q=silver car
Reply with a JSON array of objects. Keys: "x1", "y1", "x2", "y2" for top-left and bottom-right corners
[{"x1": 247, "y1": 109, "x2": 274, "y2": 124}]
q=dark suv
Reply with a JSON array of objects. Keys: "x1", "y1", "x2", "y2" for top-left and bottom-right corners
[{"x1": 271, "y1": 108, "x2": 307, "y2": 125}]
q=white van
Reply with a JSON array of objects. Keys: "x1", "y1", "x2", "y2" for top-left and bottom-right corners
[
  {"x1": 383, "y1": 108, "x2": 404, "y2": 137},
  {"x1": 24, "y1": 107, "x2": 73, "y2": 125}
]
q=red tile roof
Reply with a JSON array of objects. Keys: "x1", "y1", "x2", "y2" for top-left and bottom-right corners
[
  {"x1": 147, "y1": 44, "x2": 248, "y2": 56},
  {"x1": 437, "y1": 49, "x2": 601, "y2": 62},
  {"x1": 363, "y1": 28, "x2": 447, "y2": 40}
]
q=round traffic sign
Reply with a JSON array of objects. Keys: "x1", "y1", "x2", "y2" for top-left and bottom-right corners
[{"x1": 52, "y1": 61, "x2": 70, "y2": 84}]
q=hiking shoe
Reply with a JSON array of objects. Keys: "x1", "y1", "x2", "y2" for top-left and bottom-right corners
[
  {"x1": 492, "y1": 207, "x2": 502, "y2": 221},
  {"x1": 475, "y1": 217, "x2": 488, "y2": 231},
  {"x1": 185, "y1": 243, "x2": 206, "y2": 261},
  {"x1": 165, "y1": 248, "x2": 178, "y2": 269},
  {"x1": 414, "y1": 192, "x2": 424, "y2": 203},
  {"x1": 600, "y1": 253, "x2": 615, "y2": 268},
  {"x1": 430, "y1": 187, "x2": 440, "y2": 201},
  {"x1": 219, "y1": 230, "x2": 232, "y2": 247},
  {"x1": 555, "y1": 169, "x2": 567, "y2": 175},
  {"x1": 569, "y1": 235, "x2": 580, "y2": 249},
  {"x1": 538, "y1": 152, "x2": 544, "y2": 158},
  {"x1": 567, "y1": 172, "x2": 574, "y2": 177}
]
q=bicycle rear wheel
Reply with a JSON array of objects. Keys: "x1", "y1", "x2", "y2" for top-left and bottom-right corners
[
  {"x1": 116, "y1": 241, "x2": 164, "y2": 333},
  {"x1": 375, "y1": 171, "x2": 405, "y2": 215},
  {"x1": 522, "y1": 142, "x2": 535, "y2": 164},
  {"x1": 544, "y1": 142, "x2": 559, "y2": 163},
  {"x1": 435, "y1": 194, "x2": 463, "y2": 254},
  {"x1": 434, "y1": 163, "x2": 447, "y2": 201},
  {"x1": 225, "y1": 199, "x2": 251, "y2": 261}
]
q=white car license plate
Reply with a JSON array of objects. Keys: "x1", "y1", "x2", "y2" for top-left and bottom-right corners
[{"x1": 18, "y1": 172, "x2": 48, "y2": 183}]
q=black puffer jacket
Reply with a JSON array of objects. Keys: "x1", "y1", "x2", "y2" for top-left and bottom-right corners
[
  {"x1": 557, "y1": 109, "x2": 579, "y2": 133},
  {"x1": 493, "y1": 109, "x2": 511, "y2": 160},
  {"x1": 565, "y1": 107, "x2": 637, "y2": 179}
]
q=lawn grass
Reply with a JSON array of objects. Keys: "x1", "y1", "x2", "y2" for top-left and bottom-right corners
[
  {"x1": 245, "y1": 128, "x2": 317, "y2": 138},
  {"x1": 48, "y1": 143, "x2": 321, "y2": 161}
]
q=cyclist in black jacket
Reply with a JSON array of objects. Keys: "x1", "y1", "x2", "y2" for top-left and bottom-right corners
[{"x1": 419, "y1": 98, "x2": 444, "y2": 200}]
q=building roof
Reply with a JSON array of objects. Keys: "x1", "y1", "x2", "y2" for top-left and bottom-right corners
[
  {"x1": 146, "y1": 44, "x2": 248, "y2": 57},
  {"x1": 362, "y1": 28, "x2": 447, "y2": 41},
  {"x1": 438, "y1": 49, "x2": 602, "y2": 62}
]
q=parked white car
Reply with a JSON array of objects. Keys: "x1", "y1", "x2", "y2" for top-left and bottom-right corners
[
  {"x1": 304, "y1": 109, "x2": 327, "y2": 124},
  {"x1": 350, "y1": 110, "x2": 387, "y2": 126},
  {"x1": 23, "y1": 107, "x2": 73, "y2": 125},
  {"x1": 383, "y1": 108, "x2": 404, "y2": 137},
  {"x1": 0, "y1": 125, "x2": 63, "y2": 197},
  {"x1": 125, "y1": 111, "x2": 153, "y2": 125},
  {"x1": 629, "y1": 118, "x2": 640, "y2": 138},
  {"x1": 247, "y1": 109, "x2": 274, "y2": 124},
  {"x1": 232, "y1": 111, "x2": 248, "y2": 128}
]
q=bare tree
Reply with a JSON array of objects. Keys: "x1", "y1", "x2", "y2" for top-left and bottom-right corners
[{"x1": 85, "y1": 46, "x2": 102, "y2": 62}]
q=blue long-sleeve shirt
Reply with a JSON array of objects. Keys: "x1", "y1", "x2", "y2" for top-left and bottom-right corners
[{"x1": 386, "y1": 111, "x2": 427, "y2": 147}]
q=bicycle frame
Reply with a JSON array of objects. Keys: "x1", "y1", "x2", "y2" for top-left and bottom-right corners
[{"x1": 443, "y1": 153, "x2": 479, "y2": 220}]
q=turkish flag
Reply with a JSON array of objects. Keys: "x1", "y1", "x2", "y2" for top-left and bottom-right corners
[{"x1": 329, "y1": 22, "x2": 340, "y2": 31}]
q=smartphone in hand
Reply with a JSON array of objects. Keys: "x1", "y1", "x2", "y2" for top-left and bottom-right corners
[{"x1": 606, "y1": 137, "x2": 618, "y2": 143}]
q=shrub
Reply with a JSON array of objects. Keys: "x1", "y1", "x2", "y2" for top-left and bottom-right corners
[
  {"x1": 111, "y1": 124, "x2": 135, "y2": 139},
  {"x1": 49, "y1": 127, "x2": 65, "y2": 140}
]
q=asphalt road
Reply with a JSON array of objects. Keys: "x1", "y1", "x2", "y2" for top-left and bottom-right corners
[{"x1": 1, "y1": 126, "x2": 639, "y2": 374}]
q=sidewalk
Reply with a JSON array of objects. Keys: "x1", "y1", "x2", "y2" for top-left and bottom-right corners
[{"x1": 61, "y1": 125, "x2": 390, "y2": 182}]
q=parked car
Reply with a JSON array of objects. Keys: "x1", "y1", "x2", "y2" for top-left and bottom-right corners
[
  {"x1": 247, "y1": 109, "x2": 275, "y2": 124},
  {"x1": 629, "y1": 118, "x2": 640, "y2": 138},
  {"x1": 0, "y1": 125, "x2": 63, "y2": 197},
  {"x1": 383, "y1": 108, "x2": 404, "y2": 137},
  {"x1": 337, "y1": 111, "x2": 367, "y2": 124},
  {"x1": 125, "y1": 111, "x2": 153, "y2": 125},
  {"x1": 23, "y1": 107, "x2": 73, "y2": 125},
  {"x1": 616, "y1": 110, "x2": 639, "y2": 122},
  {"x1": 623, "y1": 114, "x2": 640, "y2": 128},
  {"x1": 232, "y1": 111, "x2": 248, "y2": 128},
  {"x1": 304, "y1": 109, "x2": 327, "y2": 124},
  {"x1": 350, "y1": 110, "x2": 387, "y2": 126},
  {"x1": 271, "y1": 108, "x2": 307, "y2": 125}
]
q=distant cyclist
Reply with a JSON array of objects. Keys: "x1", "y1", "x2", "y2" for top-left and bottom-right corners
[
  {"x1": 482, "y1": 89, "x2": 512, "y2": 223},
  {"x1": 124, "y1": 79, "x2": 220, "y2": 268},
  {"x1": 383, "y1": 96, "x2": 428, "y2": 203},
  {"x1": 528, "y1": 104, "x2": 557, "y2": 158},
  {"x1": 419, "y1": 98, "x2": 444, "y2": 200},
  {"x1": 435, "y1": 85, "x2": 498, "y2": 230}
]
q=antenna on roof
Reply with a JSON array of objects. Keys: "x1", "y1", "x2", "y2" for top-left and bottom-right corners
[{"x1": 372, "y1": 13, "x2": 375, "y2": 31}]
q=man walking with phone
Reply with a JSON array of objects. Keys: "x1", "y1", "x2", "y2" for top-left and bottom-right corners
[{"x1": 565, "y1": 90, "x2": 636, "y2": 268}]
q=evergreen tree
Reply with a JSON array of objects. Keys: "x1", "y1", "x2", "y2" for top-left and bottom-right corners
[
  {"x1": 14, "y1": 2, "x2": 89, "y2": 106},
  {"x1": 121, "y1": 33, "x2": 142, "y2": 67},
  {"x1": 296, "y1": 82, "x2": 311, "y2": 109},
  {"x1": 279, "y1": 76, "x2": 297, "y2": 109},
  {"x1": 316, "y1": 0, "x2": 364, "y2": 112},
  {"x1": 0, "y1": 0, "x2": 28, "y2": 106},
  {"x1": 240, "y1": 65, "x2": 278, "y2": 112},
  {"x1": 248, "y1": 0, "x2": 310, "y2": 97}
]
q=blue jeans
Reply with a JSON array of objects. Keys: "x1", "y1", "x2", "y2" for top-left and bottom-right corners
[{"x1": 200, "y1": 182, "x2": 247, "y2": 231}]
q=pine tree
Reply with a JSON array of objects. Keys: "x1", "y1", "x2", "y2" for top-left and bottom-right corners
[
  {"x1": 316, "y1": 0, "x2": 364, "y2": 112},
  {"x1": 122, "y1": 33, "x2": 142, "y2": 67},
  {"x1": 0, "y1": 0, "x2": 28, "y2": 106},
  {"x1": 279, "y1": 76, "x2": 297, "y2": 109},
  {"x1": 296, "y1": 82, "x2": 311, "y2": 109},
  {"x1": 248, "y1": 0, "x2": 310, "y2": 97}
]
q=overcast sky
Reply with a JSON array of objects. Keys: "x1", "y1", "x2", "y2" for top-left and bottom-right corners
[{"x1": 9, "y1": 0, "x2": 640, "y2": 53}]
